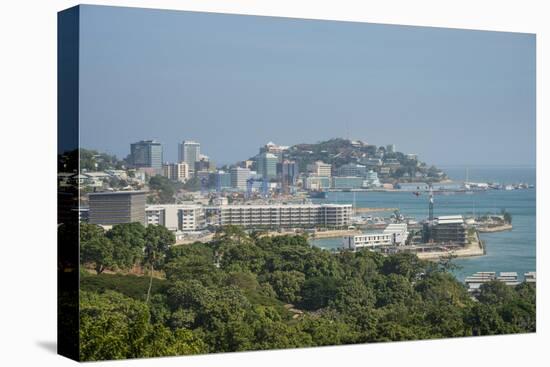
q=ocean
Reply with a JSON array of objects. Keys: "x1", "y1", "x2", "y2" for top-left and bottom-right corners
[{"x1": 310, "y1": 166, "x2": 536, "y2": 282}]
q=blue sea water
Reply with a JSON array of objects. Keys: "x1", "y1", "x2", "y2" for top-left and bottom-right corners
[{"x1": 311, "y1": 167, "x2": 536, "y2": 282}]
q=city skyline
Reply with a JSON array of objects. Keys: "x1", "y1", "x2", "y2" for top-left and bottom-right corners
[{"x1": 79, "y1": 5, "x2": 535, "y2": 167}]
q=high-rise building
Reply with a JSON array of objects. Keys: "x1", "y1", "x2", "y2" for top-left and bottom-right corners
[
  {"x1": 386, "y1": 144, "x2": 396, "y2": 154},
  {"x1": 163, "y1": 162, "x2": 189, "y2": 182},
  {"x1": 307, "y1": 161, "x2": 332, "y2": 177},
  {"x1": 212, "y1": 170, "x2": 232, "y2": 190},
  {"x1": 178, "y1": 140, "x2": 201, "y2": 175},
  {"x1": 130, "y1": 140, "x2": 163, "y2": 169},
  {"x1": 88, "y1": 191, "x2": 146, "y2": 225},
  {"x1": 278, "y1": 160, "x2": 298, "y2": 187},
  {"x1": 230, "y1": 166, "x2": 251, "y2": 190},
  {"x1": 256, "y1": 152, "x2": 278, "y2": 180}
]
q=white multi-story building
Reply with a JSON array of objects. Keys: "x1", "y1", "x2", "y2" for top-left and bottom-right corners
[
  {"x1": 145, "y1": 204, "x2": 205, "y2": 232},
  {"x1": 178, "y1": 140, "x2": 200, "y2": 176},
  {"x1": 342, "y1": 223, "x2": 408, "y2": 250},
  {"x1": 163, "y1": 162, "x2": 189, "y2": 182},
  {"x1": 307, "y1": 161, "x2": 332, "y2": 177},
  {"x1": 230, "y1": 166, "x2": 251, "y2": 190},
  {"x1": 216, "y1": 203, "x2": 352, "y2": 228}
]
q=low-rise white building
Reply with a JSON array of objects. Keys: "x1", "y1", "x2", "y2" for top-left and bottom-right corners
[
  {"x1": 146, "y1": 204, "x2": 205, "y2": 232},
  {"x1": 342, "y1": 223, "x2": 408, "y2": 250}
]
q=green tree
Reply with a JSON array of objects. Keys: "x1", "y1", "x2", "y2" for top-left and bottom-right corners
[
  {"x1": 106, "y1": 222, "x2": 146, "y2": 270},
  {"x1": 144, "y1": 225, "x2": 175, "y2": 302},
  {"x1": 265, "y1": 270, "x2": 306, "y2": 303},
  {"x1": 81, "y1": 236, "x2": 114, "y2": 274},
  {"x1": 300, "y1": 276, "x2": 342, "y2": 310}
]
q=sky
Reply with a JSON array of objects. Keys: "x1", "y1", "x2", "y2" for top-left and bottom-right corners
[{"x1": 79, "y1": 5, "x2": 536, "y2": 167}]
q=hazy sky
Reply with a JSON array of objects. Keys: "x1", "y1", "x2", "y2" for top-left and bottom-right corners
[{"x1": 79, "y1": 5, "x2": 535, "y2": 167}]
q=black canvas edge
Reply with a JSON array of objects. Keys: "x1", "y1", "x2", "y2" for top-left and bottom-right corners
[{"x1": 57, "y1": 5, "x2": 81, "y2": 362}]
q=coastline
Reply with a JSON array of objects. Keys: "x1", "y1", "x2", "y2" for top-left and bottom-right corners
[
  {"x1": 478, "y1": 223, "x2": 513, "y2": 233},
  {"x1": 416, "y1": 232, "x2": 485, "y2": 261}
]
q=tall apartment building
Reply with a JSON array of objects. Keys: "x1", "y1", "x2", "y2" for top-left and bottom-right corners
[
  {"x1": 146, "y1": 204, "x2": 205, "y2": 232},
  {"x1": 88, "y1": 191, "x2": 146, "y2": 225},
  {"x1": 278, "y1": 160, "x2": 298, "y2": 186},
  {"x1": 130, "y1": 140, "x2": 163, "y2": 170},
  {"x1": 307, "y1": 161, "x2": 332, "y2": 177},
  {"x1": 163, "y1": 162, "x2": 189, "y2": 182},
  {"x1": 217, "y1": 203, "x2": 352, "y2": 228},
  {"x1": 230, "y1": 166, "x2": 251, "y2": 190},
  {"x1": 178, "y1": 140, "x2": 200, "y2": 175},
  {"x1": 256, "y1": 152, "x2": 278, "y2": 180}
]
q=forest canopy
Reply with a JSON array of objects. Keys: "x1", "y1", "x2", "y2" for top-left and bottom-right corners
[{"x1": 78, "y1": 223, "x2": 536, "y2": 361}]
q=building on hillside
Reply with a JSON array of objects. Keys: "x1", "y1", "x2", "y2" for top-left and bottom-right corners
[
  {"x1": 88, "y1": 191, "x2": 146, "y2": 225},
  {"x1": 259, "y1": 142, "x2": 288, "y2": 162},
  {"x1": 336, "y1": 163, "x2": 367, "y2": 177},
  {"x1": 307, "y1": 161, "x2": 332, "y2": 177},
  {"x1": 163, "y1": 162, "x2": 189, "y2": 182}
]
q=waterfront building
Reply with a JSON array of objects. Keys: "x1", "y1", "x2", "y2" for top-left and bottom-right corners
[
  {"x1": 163, "y1": 162, "x2": 189, "y2": 182},
  {"x1": 365, "y1": 170, "x2": 381, "y2": 188},
  {"x1": 307, "y1": 161, "x2": 332, "y2": 177},
  {"x1": 396, "y1": 182, "x2": 430, "y2": 191},
  {"x1": 130, "y1": 140, "x2": 163, "y2": 170},
  {"x1": 379, "y1": 166, "x2": 391, "y2": 176},
  {"x1": 336, "y1": 163, "x2": 367, "y2": 177},
  {"x1": 304, "y1": 176, "x2": 331, "y2": 190},
  {"x1": 178, "y1": 140, "x2": 201, "y2": 175},
  {"x1": 256, "y1": 152, "x2": 278, "y2": 180},
  {"x1": 342, "y1": 223, "x2": 408, "y2": 250},
  {"x1": 230, "y1": 166, "x2": 251, "y2": 190},
  {"x1": 332, "y1": 176, "x2": 364, "y2": 189},
  {"x1": 427, "y1": 215, "x2": 468, "y2": 245},
  {"x1": 146, "y1": 204, "x2": 205, "y2": 232},
  {"x1": 88, "y1": 191, "x2": 146, "y2": 225},
  {"x1": 217, "y1": 203, "x2": 352, "y2": 228}
]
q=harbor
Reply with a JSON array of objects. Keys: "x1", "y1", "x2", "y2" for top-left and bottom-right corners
[{"x1": 310, "y1": 167, "x2": 535, "y2": 282}]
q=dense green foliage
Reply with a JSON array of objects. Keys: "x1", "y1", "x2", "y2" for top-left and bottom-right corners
[{"x1": 80, "y1": 224, "x2": 536, "y2": 361}]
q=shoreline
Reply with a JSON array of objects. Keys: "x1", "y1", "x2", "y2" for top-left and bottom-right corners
[
  {"x1": 416, "y1": 232, "x2": 485, "y2": 261},
  {"x1": 477, "y1": 224, "x2": 513, "y2": 233}
]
